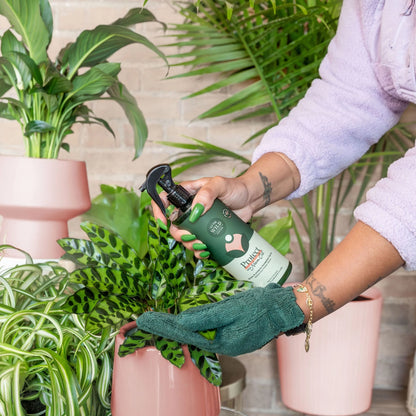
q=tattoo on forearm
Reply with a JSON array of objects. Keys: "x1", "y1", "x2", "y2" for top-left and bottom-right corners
[
  {"x1": 259, "y1": 172, "x2": 272, "y2": 207},
  {"x1": 306, "y1": 273, "x2": 336, "y2": 315}
]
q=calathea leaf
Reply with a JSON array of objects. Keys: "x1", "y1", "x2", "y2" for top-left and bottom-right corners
[
  {"x1": 86, "y1": 295, "x2": 143, "y2": 332},
  {"x1": 118, "y1": 328, "x2": 154, "y2": 357},
  {"x1": 188, "y1": 345, "x2": 222, "y2": 386},
  {"x1": 69, "y1": 267, "x2": 146, "y2": 297},
  {"x1": 154, "y1": 336, "x2": 185, "y2": 368},
  {"x1": 62, "y1": 287, "x2": 104, "y2": 314},
  {"x1": 80, "y1": 222, "x2": 145, "y2": 274}
]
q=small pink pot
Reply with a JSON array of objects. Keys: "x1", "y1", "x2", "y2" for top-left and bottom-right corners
[
  {"x1": 277, "y1": 286, "x2": 383, "y2": 416},
  {"x1": 111, "y1": 322, "x2": 221, "y2": 416},
  {"x1": 0, "y1": 155, "x2": 90, "y2": 259}
]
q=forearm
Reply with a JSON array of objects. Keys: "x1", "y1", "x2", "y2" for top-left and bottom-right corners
[
  {"x1": 295, "y1": 221, "x2": 404, "y2": 323},
  {"x1": 241, "y1": 152, "x2": 300, "y2": 214}
]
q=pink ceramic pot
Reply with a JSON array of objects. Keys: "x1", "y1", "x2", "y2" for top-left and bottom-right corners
[
  {"x1": 0, "y1": 155, "x2": 90, "y2": 259},
  {"x1": 112, "y1": 322, "x2": 221, "y2": 416},
  {"x1": 277, "y1": 286, "x2": 383, "y2": 416}
]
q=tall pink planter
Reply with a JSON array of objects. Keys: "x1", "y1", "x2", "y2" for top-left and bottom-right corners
[
  {"x1": 112, "y1": 322, "x2": 221, "y2": 416},
  {"x1": 277, "y1": 287, "x2": 383, "y2": 416},
  {"x1": 0, "y1": 155, "x2": 90, "y2": 259}
]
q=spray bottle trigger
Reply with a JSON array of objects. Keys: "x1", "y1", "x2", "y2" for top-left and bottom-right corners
[{"x1": 139, "y1": 164, "x2": 172, "y2": 218}]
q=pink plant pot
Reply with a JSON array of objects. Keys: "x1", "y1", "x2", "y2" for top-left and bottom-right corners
[
  {"x1": 0, "y1": 155, "x2": 90, "y2": 259},
  {"x1": 111, "y1": 322, "x2": 221, "y2": 416},
  {"x1": 277, "y1": 286, "x2": 383, "y2": 416}
]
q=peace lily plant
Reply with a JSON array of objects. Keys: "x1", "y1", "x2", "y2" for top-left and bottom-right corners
[{"x1": 0, "y1": 0, "x2": 166, "y2": 159}]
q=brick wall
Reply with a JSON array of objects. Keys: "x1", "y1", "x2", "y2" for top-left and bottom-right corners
[{"x1": 0, "y1": 1, "x2": 415, "y2": 414}]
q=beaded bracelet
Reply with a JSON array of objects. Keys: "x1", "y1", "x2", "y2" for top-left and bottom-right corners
[{"x1": 293, "y1": 284, "x2": 314, "y2": 352}]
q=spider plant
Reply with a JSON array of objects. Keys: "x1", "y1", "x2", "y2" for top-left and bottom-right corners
[
  {"x1": 160, "y1": 0, "x2": 415, "y2": 277},
  {"x1": 0, "y1": 248, "x2": 114, "y2": 416},
  {"x1": 0, "y1": 0, "x2": 166, "y2": 159}
]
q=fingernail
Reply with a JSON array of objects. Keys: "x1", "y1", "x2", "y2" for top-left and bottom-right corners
[
  {"x1": 189, "y1": 203, "x2": 204, "y2": 223},
  {"x1": 166, "y1": 205, "x2": 175, "y2": 216},
  {"x1": 181, "y1": 234, "x2": 196, "y2": 242},
  {"x1": 193, "y1": 243, "x2": 207, "y2": 250},
  {"x1": 156, "y1": 218, "x2": 168, "y2": 231},
  {"x1": 199, "y1": 251, "x2": 210, "y2": 258}
]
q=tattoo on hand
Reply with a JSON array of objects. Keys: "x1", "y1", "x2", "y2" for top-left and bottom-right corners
[
  {"x1": 259, "y1": 172, "x2": 272, "y2": 207},
  {"x1": 307, "y1": 273, "x2": 336, "y2": 315}
]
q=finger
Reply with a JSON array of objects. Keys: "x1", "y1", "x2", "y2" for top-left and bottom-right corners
[
  {"x1": 136, "y1": 312, "x2": 213, "y2": 349},
  {"x1": 178, "y1": 300, "x2": 235, "y2": 330}
]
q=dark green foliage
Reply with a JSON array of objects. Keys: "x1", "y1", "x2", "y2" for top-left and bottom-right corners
[{"x1": 59, "y1": 218, "x2": 253, "y2": 385}]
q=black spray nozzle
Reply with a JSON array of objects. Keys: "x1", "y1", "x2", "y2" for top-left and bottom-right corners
[{"x1": 139, "y1": 164, "x2": 192, "y2": 218}]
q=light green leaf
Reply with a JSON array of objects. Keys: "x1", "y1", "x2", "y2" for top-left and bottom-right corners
[{"x1": 0, "y1": 0, "x2": 50, "y2": 64}]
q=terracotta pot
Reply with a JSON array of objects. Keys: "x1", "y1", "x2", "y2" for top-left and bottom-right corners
[
  {"x1": 112, "y1": 321, "x2": 221, "y2": 416},
  {"x1": 277, "y1": 286, "x2": 383, "y2": 416},
  {"x1": 0, "y1": 155, "x2": 90, "y2": 259}
]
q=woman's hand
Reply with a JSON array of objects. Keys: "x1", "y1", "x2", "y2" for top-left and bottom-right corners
[
  {"x1": 151, "y1": 175, "x2": 254, "y2": 255},
  {"x1": 150, "y1": 152, "x2": 301, "y2": 257}
]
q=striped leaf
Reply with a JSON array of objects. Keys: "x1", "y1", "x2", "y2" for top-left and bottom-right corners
[
  {"x1": 69, "y1": 267, "x2": 146, "y2": 297},
  {"x1": 118, "y1": 328, "x2": 153, "y2": 357},
  {"x1": 188, "y1": 345, "x2": 222, "y2": 386},
  {"x1": 154, "y1": 336, "x2": 185, "y2": 368},
  {"x1": 86, "y1": 295, "x2": 143, "y2": 332}
]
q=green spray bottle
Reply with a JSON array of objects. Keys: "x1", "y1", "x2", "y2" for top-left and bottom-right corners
[{"x1": 140, "y1": 164, "x2": 292, "y2": 287}]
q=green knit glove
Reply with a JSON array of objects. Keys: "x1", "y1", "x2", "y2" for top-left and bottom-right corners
[{"x1": 135, "y1": 283, "x2": 305, "y2": 356}]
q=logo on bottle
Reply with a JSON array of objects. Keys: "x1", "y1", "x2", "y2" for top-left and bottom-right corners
[
  {"x1": 224, "y1": 233, "x2": 249, "y2": 258},
  {"x1": 240, "y1": 247, "x2": 264, "y2": 271}
]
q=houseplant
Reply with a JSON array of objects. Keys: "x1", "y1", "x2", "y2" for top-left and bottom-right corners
[
  {"x1": 0, "y1": 246, "x2": 114, "y2": 416},
  {"x1": 0, "y1": 0, "x2": 167, "y2": 259},
  {"x1": 158, "y1": 1, "x2": 415, "y2": 414},
  {"x1": 58, "y1": 217, "x2": 256, "y2": 416}
]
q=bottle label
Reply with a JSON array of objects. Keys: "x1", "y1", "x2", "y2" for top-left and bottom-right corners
[{"x1": 223, "y1": 232, "x2": 290, "y2": 287}]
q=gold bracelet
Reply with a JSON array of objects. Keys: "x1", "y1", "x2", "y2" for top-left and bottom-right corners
[{"x1": 294, "y1": 284, "x2": 313, "y2": 352}]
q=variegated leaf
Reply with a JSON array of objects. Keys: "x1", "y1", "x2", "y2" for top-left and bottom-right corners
[
  {"x1": 86, "y1": 295, "x2": 143, "y2": 332},
  {"x1": 62, "y1": 287, "x2": 104, "y2": 314},
  {"x1": 118, "y1": 328, "x2": 154, "y2": 357},
  {"x1": 81, "y1": 222, "x2": 145, "y2": 274},
  {"x1": 70, "y1": 267, "x2": 146, "y2": 296},
  {"x1": 59, "y1": 238, "x2": 109, "y2": 268},
  {"x1": 154, "y1": 336, "x2": 185, "y2": 368},
  {"x1": 188, "y1": 345, "x2": 222, "y2": 386}
]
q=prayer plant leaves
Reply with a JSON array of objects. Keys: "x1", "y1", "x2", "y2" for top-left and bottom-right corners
[{"x1": 58, "y1": 219, "x2": 252, "y2": 385}]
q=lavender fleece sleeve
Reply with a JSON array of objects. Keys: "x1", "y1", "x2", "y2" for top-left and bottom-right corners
[
  {"x1": 252, "y1": 0, "x2": 407, "y2": 198},
  {"x1": 252, "y1": 1, "x2": 416, "y2": 269}
]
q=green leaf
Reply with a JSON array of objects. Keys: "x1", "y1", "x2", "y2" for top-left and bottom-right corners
[
  {"x1": 112, "y1": 7, "x2": 167, "y2": 30},
  {"x1": 188, "y1": 345, "x2": 222, "y2": 386},
  {"x1": 39, "y1": 0, "x2": 53, "y2": 45},
  {"x1": 69, "y1": 267, "x2": 145, "y2": 297},
  {"x1": 107, "y1": 81, "x2": 147, "y2": 160},
  {"x1": 80, "y1": 222, "x2": 146, "y2": 273},
  {"x1": 118, "y1": 328, "x2": 154, "y2": 357},
  {"x1": 70, "y1": 66, "x2": 116, "y2": 99},
  {"x1": 82, "y1": 185, "x2": 150, "y2": 258},
  {"x1": 258, "y1": 213, "x2": 293, "y2": 255},
  {"x1": 0, "y1": 0, "x2": 50, "y2": 64},
  {"x1": 154, "y1": 336, "x2": 185, "y2": 368},
  {"x1": 24, "y1": 120, "x2": 54, "y2": 136},
  {"x1": 86, "y1": 295, "x2": 143, "y2": 331},
  {"x1": 62, "y1": 287, "x2": 104, "y2": 315},
  {"x1": 62, "y1": 24, "x2": 167, "y2": 79}
]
